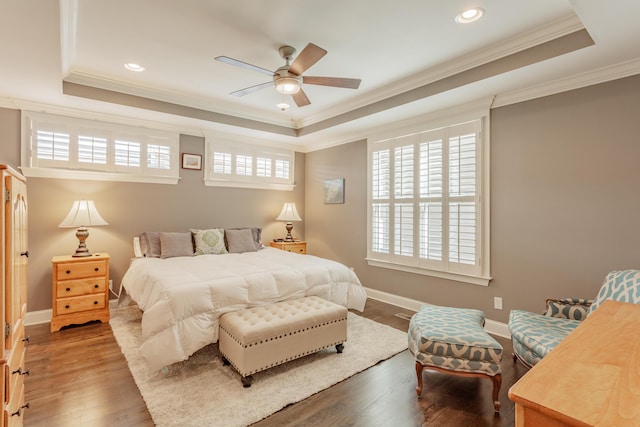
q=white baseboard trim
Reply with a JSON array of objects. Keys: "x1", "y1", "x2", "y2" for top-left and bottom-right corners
[
  {"x1": 364, "y1": 287, "x2": 511, "y2": 339},
  {"x1": 25, "y1": 299, "x2": 121, "y2": 327},
  {"x1": 25, "y1": 309, "x2": 52, "y2": 326},
  {"x1": 27, "y1": 292, "x2": 512, "y2": 339}
]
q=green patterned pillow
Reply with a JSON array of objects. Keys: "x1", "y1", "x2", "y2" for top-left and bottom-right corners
[{"x1": 191, "y1": 228, "x2": 228, "y2": 255}]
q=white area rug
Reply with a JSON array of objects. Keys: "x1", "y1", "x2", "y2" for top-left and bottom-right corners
[{"x1": 111, "y1": 305, "x2": 408, "y2": 427}]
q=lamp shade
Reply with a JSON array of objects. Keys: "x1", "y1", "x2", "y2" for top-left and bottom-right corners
[
  {"x1": 59, "y1": 200, "x2": 109, "y2": 228},
  {"x1": 276, "y1": 203, "x2": 302, "y2": 222}
]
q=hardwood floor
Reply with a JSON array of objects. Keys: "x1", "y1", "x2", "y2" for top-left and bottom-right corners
[{"x1": 24, "y1": 299, "x2": 528, "y2": 426}]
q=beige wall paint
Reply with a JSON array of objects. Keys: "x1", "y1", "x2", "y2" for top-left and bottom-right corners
[
  {"x1": 0, "y1": 119, "x2": 305, "y2": 311},
  {"x1": 2, "y1": 74, "x2": 639, "y2": 319},
  {"x1": 305, "y1": 74, "x2": 640, "y2": 323}
]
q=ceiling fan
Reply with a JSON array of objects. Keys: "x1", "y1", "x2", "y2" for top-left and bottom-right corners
[{"x1": 215, "y1": 43, "x2": 361, "y2": 108}]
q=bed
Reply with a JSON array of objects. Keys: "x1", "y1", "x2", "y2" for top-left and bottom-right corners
[{"x1": 121, "y1": 230, "x2": 367, "y2": 372}]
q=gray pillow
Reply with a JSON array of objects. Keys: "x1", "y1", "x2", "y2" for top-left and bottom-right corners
[
  {"x1": 191, "y1": 228, "x2": 228, "y2": 255},
  {"x1": 139, "y1": 231, "x2": 161, "y2": 258},
  {"x1": 159, "y1": 232, "x2": 194, "y2": 258},
  {"x1": 225, "y1": 227, "x2": 262, "y2": 250},
  {"x1": 225, "y1": 228, "x2": 258, "y2": 253}
]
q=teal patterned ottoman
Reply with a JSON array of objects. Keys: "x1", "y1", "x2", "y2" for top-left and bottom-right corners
[{"x1": 408, "y1": 303, "x2": 503, "y2": 412}]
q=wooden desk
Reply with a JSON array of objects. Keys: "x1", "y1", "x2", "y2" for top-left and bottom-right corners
[{"x1": 508, "y1": 300, "x2": 640, "y2": 426}]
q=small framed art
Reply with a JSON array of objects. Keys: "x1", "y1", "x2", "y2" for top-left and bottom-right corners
[
  {"x1": 182, "y1": 153, "x2": 202, "y2": 170},
  {"x1": 324, "y1": 178, "x2": 345, "y2": 204}
]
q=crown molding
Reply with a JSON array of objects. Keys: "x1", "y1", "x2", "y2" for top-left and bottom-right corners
[
  {"x1": 297, "y1": 14, "x2": 585, "y2": 128},
  {"x1": 493, "y1": 57, "x2": 640, "y2": 108}
]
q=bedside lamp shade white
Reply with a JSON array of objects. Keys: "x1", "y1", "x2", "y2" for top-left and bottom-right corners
[
  {"x1": 276, "y1": 202, "x2": 302, "y2": 242},
  {"x1": 59, "y1": 200, "x2": 108, "y2": 257}
]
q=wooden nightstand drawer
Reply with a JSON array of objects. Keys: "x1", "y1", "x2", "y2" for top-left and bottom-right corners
[
  {"x1": 56, "y1": 260, "x2": 107, "y2": 280},
  {"x1": 269, "y1": 241, "x2": 307, "y2": 254},
  {"x1": 56, "y1": 277, "x2": 107, "y2": 298},
  {"x1": 56, "y1": 294, "x2": 106, "y2": 315}
]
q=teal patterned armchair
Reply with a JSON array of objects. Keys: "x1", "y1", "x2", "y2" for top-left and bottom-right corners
[{"x1": 509, "y1": 270, "x2": 640, "y2": 368}]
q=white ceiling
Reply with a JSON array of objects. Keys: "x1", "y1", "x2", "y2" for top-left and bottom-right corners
[{"x1": 1, "y1": 0, "x2": 640, "y2": 151}]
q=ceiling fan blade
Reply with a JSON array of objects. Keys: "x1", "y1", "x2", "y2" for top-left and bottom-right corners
[
  {"x1": 288, "y1": 43, "x2": 327, "y2": 76},
  {"x1": 230, "y1": 81, "x2": 273, "y2": 97},
  {"x1": 292, "y1": 89, "x2": 311, "y2": 107},
  {"x1": 303, "y1": 76, "x2": 361, "y2": 89},
  {"x1": 215, "y1": 56, "x2": 274, "y2": 77}
]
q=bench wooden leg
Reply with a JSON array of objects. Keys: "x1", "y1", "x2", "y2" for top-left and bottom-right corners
[
  {"x1": 492, "y1": 373, "x2": 502, "y2": 412},
  {"x1": 241, "y1": 375, "x2": 253, "y2": 388},
  {"x1": 335, "y1": 343, "x2": 344, "y2": 353},
  {"x1": 415, "y1": 362, "x2": 424, "y2": 396}
]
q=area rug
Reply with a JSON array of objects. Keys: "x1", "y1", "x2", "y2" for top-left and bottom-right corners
[{"x1": 110, "y1": 305, "x2": 408, "y2": 427}]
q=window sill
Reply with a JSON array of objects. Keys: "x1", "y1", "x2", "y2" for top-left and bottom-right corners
[
  {"x1": 21, "y1": 167, "x2": 180, "y2": 185},
  {"x1": 365, "y1": 258, "x2": 491, "y2": 286},
  {"x1": 204, "y1": 179, "x2": 295, "y2": 191}
]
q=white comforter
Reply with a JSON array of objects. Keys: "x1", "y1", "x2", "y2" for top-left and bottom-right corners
[{"x1": 121, "y1": 247, "x2": 368, "y2": 372}]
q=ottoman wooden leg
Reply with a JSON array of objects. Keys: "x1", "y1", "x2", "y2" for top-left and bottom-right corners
[
  {"x1": 415, "y1": 362, "x2": 424, "y2": 396},
  {"x1": 492, "y1": 373, "x2": 502, "y2": 412}
]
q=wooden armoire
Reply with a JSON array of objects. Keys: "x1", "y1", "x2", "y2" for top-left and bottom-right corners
[{"x1": 0, "y1": 165, "x2": 29, "y2": 426}]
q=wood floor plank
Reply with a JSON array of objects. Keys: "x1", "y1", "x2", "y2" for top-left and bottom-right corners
[{"x1": 24, "y1": 299, "x2": 527, "y2": 426}]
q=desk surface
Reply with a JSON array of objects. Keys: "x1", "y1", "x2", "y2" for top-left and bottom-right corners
[{"x1": 508, "y1": 300, "x2": 640, "y2": 426}]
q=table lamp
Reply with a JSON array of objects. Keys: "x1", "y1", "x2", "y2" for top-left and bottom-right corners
[
  {"x1": 275, "y1": 202, "x2": 302, "y2": 242},
  {"x1": 59, "y1": 200, "x2": 108, "y2": 257}
]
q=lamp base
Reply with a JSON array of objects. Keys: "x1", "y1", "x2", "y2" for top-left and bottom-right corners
[
  {"x1": 72, "y1": 227, "x2": 93, "y2": 257},
  {"x1": 284, "y1": 222, "x2": 294, "y2": 242}
]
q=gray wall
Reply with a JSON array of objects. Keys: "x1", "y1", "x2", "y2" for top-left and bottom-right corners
[
  {"x1": 0, "y1": 115, "x2": 305, "y2": 311},
  {"x1": 2, "y1": 73, "x2": 639, "y2": 320},
  {"x1": 305, "y1": 74, "x2": 640, "y2": 323}
]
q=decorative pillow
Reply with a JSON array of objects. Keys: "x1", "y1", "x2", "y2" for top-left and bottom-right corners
[
  {"x1": 139, "y1": 231, "x2": 161, "y2": 258},
  {"x1": 191, "y1": 228, "x2": 228, "y2": 255},
  {"x1": 159, "y1": 232, "x2": 194, "y2": 259},
  {"x1": 225, "y1": 228, "x2": 258, "y2": 253},
  {"x1": 225, "y1": 227, "x2": 262, "y2": 250}
]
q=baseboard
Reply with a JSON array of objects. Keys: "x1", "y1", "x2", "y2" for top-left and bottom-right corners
[
  {"x1": 364, "y1": 287, "x2": 511, "y2": 339},
  {"x1": 25, "y1": 299, "x2": 121, "y2": 327},
  {"x1": 25, "y1": 308, "x2": 52, "y2": 326},
  {"x1": 26, "y1": 292, "x2": 511, "y2": 339}
]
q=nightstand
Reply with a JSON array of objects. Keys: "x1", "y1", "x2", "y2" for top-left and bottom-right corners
[
  {"x1": 269, "y1": 241, "x2": 307, "y2": 254},
  {"x1": 50, "y1": 253, "x2": 110, "y2": 332}
]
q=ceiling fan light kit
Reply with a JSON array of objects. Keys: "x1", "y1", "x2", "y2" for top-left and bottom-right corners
[
  {"x1": 215, "y1": 43, "x2": 361, "y2": 108},
  {"x1": 274, "y1": 76, "x2": 301, "y2": 94}
]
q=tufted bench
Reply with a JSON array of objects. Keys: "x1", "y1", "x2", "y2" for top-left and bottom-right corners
[
  {"x1": 218, "y1": 296, "x2": 348, "y2": 387},
  {"x1": 408, "y1": 304, "x2": 504, "y2": 412}
]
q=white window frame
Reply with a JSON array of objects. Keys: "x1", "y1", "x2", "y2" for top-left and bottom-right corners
[
  {"x1": 204, "y1": 137, "x2": 295, "y2": 191},
  {"x1": 21, "y1": 111, "x2": 180, "y2": 184},
  {"x1": 367, "y1": 108, "x2": 491, "y2": 286}
]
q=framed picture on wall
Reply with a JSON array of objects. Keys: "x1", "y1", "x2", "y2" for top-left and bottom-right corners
[
  {"x1": 182, "y1": 153, "x2": 202, "y2": 170},
  {"x1": 324, "y1": 178, "x2": 344, "y2": 204}
]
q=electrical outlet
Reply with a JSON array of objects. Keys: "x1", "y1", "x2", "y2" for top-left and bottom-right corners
[{"x1": 494, "y1": 297, "x2": 503, "y2": 310}]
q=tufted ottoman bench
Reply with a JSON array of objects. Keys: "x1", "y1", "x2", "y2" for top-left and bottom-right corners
[
  {"x1": 408, "y1": 304, "x2": 504, "y2": 412},
  {"x1": 219, "y1": 296, "x2": 348, "y2": 387}
]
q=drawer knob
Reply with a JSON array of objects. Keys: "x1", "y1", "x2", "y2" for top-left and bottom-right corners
[
  {"x1": 22, "y1": 336, "x2": 30, "y2": 343},
  {"x1": 66, "y1": 287, "x2": 71, "y2": 292},
  {"x1": 94, "y1": 267, "x2": 99, "y2": 272},
  {"x1": 94, "y1": 284, "x2": 99, "y2": 288},
  {"x1": 66, "y1": 269, "x2": 71, "y2": 274},
  {"x1": 65, "y1": 304, "x2": 70, "y2": 309},
  {"x1": 94, "y1": 301, "x2": 98, "y2": 305}
]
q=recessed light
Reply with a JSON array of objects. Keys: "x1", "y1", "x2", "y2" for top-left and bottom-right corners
[
  {"x1": 455, "y1": 7, "x2": 485, "y2": 24},
  {"x1": 124, "y1": 63, "x2": 145, "y2": 72}
]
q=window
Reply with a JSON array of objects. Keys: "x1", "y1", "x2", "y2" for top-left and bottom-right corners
[
  {"x1": 367, "y1": 118, "x2": 490, "y2": 285},
  {"x1": 204, "y1": 138, "x2": 295, "y2": 191},
  {"x1": 22, "y1": 111, "x2": 179, "y2": 184}
]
